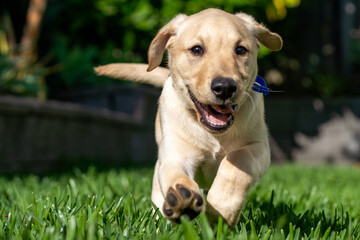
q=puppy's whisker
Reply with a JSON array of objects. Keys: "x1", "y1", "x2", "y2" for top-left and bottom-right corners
[{"x1": 244, "y1": 91, "x2": 255, "y2": 109}]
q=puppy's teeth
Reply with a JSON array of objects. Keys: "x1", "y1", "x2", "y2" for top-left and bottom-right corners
[{"x1": 232, "y1": 105, "x2": 238, "y2": 112}]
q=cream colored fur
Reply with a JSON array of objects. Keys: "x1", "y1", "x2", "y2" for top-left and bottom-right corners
[{"x1": 95, "y1": 8, "x2": 282, "y2": 227}]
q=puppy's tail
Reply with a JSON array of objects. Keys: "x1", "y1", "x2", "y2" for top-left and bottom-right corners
[{"x1": 94, "y1": 63, "x2": 170, "y2": 88}]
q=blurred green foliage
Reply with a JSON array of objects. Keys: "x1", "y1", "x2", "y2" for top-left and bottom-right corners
[
  {"x1": 0, "y1": 54, "x2": 46, "y2": 97},
  {"x1": 0, "y1": 15, "x2": 47, "y2": 98},
  {"x1": 42, "y1": 0, "x2": 300, "y2": 90},
  {"x1": 1, "y1": 0, "x2": 359, "y2": 97},
  {"x1": 51, "y1": 38, "x2": 100, "y2": 88}
]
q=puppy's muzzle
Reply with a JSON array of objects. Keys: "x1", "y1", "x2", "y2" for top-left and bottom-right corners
[{"x1": 211, "y1": 77, "x2": 237, "y2": 101}]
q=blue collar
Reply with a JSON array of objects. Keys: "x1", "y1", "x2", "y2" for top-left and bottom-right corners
[{"x1": 252, "y1": 76, "x2": 269, "y2": 96}]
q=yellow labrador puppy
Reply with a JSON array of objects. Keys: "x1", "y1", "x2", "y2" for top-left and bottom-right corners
[{"x1": 95, "y1": 8, "x2": 282, "y2": 226}]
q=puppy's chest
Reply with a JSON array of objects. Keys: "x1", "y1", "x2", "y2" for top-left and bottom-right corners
[{"x1": 193, "y1": 151, "x2": 225, "y2": 190}]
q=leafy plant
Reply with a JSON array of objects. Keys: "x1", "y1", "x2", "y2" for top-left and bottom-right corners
[
  {"x1": 0, "y1": 0, "x2": 48, "y2": 99},
  {"x1": 42, "y1": 0, "x2": 302, "y2": 90},
  {"x1": 49, "y1": 38, "x2": 99, "y2": 88},
  {"x1": 0, "y1": 54, "x2": 46, "y2": 97}
]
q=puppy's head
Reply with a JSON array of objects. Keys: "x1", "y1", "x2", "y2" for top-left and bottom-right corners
[{"x1": 147, "y1": 8, "x2": 282, "y2": 133}]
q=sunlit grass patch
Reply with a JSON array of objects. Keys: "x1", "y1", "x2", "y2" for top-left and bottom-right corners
[{"x1": 0, "y1": 165, "x2": 359, "y2": 239}]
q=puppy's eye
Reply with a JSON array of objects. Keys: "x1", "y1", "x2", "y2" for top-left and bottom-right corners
[
  {"x1": 190, "y1": 46, "x2": 204, "y2": 56},
  {"x1": 235, "y1": 46, "x2": 247, "y2": 55}
]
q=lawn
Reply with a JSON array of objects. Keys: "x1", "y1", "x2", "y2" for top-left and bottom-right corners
[{"x1": 0, "y1": 165, "x2": 359, "y2": 239}]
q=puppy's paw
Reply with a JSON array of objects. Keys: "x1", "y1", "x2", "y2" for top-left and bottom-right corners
[{"x1": 162, "y1": 184, "x2": 205, "y2": 222}]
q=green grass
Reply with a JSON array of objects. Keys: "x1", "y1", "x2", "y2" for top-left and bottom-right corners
[{"x1": 1, "y1": 165, "x2": 360, "y2": 239}]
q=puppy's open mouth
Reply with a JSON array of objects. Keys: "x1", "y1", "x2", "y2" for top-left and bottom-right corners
[{"x1": 188, "y1": 89, "x2": 237, "y2": 133}]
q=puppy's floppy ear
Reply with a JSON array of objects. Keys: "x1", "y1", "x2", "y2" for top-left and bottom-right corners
[
  {"x1": 236, "y1": 12, "x2": 283, "y2": 51},
  {"x1": 147, "y1": 14, "x2": 187, "y2": 72},
  {"x1": 253, "y1": 23, "x2": 283, "y2": 51}
]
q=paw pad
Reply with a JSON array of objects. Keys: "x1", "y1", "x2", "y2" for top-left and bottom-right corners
[{"x1": 162, "y1": 184, "x2": 205, "y2": 222}]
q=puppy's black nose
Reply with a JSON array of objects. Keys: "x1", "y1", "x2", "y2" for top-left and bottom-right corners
[{"x1": 211, "y1": 77, "x2": 237, "y2": 101}]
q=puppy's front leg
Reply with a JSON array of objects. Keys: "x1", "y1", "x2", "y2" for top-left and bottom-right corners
[
  {"x1": 155, "y1": 141, "x2": 205, "y2": 222},
  {"x1": 206, "y1": 143, "x2": 270, "y2": 227}
]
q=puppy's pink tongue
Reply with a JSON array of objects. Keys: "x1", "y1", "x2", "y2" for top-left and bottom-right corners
[{"x1": 211, "y1": 105, "x2": 234, "y2": 114}]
